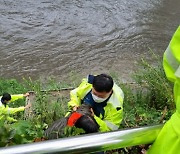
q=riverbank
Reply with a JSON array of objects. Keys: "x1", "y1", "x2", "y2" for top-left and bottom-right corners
[{"x1": 0, "y1": 56, "x2": 174, "y2": 153}]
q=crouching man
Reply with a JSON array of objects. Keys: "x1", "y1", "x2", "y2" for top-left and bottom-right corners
[{"x1": 67, "y1": 74, "x2": 124, "y2": 132}]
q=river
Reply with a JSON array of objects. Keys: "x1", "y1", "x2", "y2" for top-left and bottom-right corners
[{"x1": 0, "y1": 0, "x2": 180, "y2": 82}]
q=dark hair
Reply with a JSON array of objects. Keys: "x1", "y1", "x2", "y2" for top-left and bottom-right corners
[
  {"x1": 75, "y1": 115, "x2": 99, "y2": 133},
  {"x1": 93, "y1": 74, "x2": 113, "y2": 92},
  {"x1": 2, "y1": 93, "x2": 11, "y2": 101},
  {"x1": 1, "y1": 93, "x2": 11, "y2": 107}
]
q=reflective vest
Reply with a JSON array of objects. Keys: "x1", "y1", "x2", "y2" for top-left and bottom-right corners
[
  {"x1": 148, "y1": 26, "x2": 180, "y2": 154},
  {"x1": 0, "y1": 94, "x2": 25, "y2": 122},
  {"x1": 67, "y1": 78, "x2": 124, "y2": 132}
]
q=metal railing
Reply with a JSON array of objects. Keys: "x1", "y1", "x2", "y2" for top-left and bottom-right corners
[{"x1": 0, "y1": 124, "x2": 163, "y2": 154}]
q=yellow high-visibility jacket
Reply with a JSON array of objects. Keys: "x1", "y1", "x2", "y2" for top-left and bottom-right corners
[
  {"x1": 148, "y1": 26, "x2": 180, "y2": 154},
  {"x1": 67, "y1": 77, "x2": 124, "y2": 132},
  {"x1": 0, "y1": 94, "x2": 25, "y2": 122}
]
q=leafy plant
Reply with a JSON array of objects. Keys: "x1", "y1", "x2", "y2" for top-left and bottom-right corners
[
  {"x1": 133, "y1": 53, "x2": 174, "y2": 110},
  {"x1": 0, "y1": 120, "x2": 43, "y2": 147},
  {"x1": 0, "y1": 78, "x2": 27, "y2": 95}
]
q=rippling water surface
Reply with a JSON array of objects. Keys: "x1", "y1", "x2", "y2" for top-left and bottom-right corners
[{"x1": 0, "y1": 0, "x2": 180, "y2": 82}]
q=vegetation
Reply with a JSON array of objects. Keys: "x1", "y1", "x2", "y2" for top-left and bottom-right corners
[
  {"x1": 0, "y1": 54, "x2": 174, "y2": 153},
  {"x1": 120, "y1": 54, "x2": 174, "y2": 129},
  {"x1": 108, "y1": 53, "x2": 174, "y2": 153}
]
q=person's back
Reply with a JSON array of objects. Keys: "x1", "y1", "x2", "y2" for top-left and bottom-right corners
[{"x1": 147, "y1": 26, "x2": 180, "y2": 154}]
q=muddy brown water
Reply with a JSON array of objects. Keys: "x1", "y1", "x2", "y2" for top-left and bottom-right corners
[{"x1": 0, "y1": 0, "x2": 180, "y2": 82}]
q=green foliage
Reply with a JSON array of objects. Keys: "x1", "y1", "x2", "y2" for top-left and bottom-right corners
[
  {"x1": 133, "y1": 53, "x2": 174, "y2": 110},
  {"x1": 120, "y1": 84, "x2": 161, "y2": 129},
  {"x1": 32, "y1": 97, "x2": 68, "y2": 126},
  {"x1": 0, "y1": 78, "x2": 27, "y2": 95},
  {"x1": 0, "y1": 120, "x2": 43, "y2": 147},
  {"x1": 23, "y1": 78, "x2": 68, "y2": 125},
  {"x1": 64, "y1": 126, "x2": 85, "y2": 137}
]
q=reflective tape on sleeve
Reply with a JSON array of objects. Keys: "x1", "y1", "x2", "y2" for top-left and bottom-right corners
[
  {"x1": 165, "y1": 45, "x2": 179, "y2": 71},
  {"x1": 104, "y1": 120, "x2": 119, "y2": 130}
]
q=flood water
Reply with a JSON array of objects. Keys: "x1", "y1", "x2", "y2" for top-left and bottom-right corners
[{"x1": 0, "y1": 0, "x2": 180, "y2": 82}]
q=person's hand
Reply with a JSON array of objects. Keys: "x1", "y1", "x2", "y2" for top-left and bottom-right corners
[
  {"x1": 25, "y1": 103, "x2": 31, "y2": 109},
  {"x1": 90, "y1": 108, "x2": 94, "y2": 116},
  {"x1": 72, "y1": 106, "x2": 78, "y2": 111},
  {"x1": 23, "y1": 92, "x2": 30, "y2": 97}
]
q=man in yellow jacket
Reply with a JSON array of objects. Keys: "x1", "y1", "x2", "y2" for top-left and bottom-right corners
[
  {"x1": 67, "y1": 74, "x2": 124, "y2": 132},
  {"x1": 0, "y1": 92, "x2": 30, "y2": 122},
  {"x1": 148, "y1": 26, "x2": 180, "y2": 153}
]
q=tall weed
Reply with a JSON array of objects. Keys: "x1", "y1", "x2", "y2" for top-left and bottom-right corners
[{"x1": 133, "y1": 53, "x2": 174, "y2": 110}]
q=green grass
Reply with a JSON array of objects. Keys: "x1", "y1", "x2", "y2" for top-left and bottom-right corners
[{"x1": 133, "y1": 54, "x2": 174, "y2": 110}]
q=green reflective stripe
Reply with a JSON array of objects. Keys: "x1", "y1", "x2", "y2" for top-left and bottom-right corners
[
  {"x1": 165, "y1": 45, "x2": 179, "y2": 71},
  {"x1": 105, "y1": 120, "x2": 119, "y2": 130}
]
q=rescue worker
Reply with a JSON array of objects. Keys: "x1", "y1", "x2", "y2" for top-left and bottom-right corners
[
  {"x1": 148, "y1": 26, "x2": 180, "y2": 153},
  {"x1": 0, "y1": 92, "x2": 30, "y2": 122},
  {"x1": 67, "y1": 74, "x2": 124, "y2": 132}
]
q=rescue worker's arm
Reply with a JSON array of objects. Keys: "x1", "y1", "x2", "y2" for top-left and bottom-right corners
[
  {"x1": 0, "y1": 107, "x2": 24, "y2": 122},
  {"x1": 65, "y1": 88, "x2": 82, "y2": 117},
  {"x1": 2, "y1": 106, "x2": 25, "y2": 114},
  {"x1": 104, "y1": 107, "x2": 123, "y2": 130},
  {"x1": 94, "y1": 115, "x2": 111, "y2": 132},
  {"x1": 1, "y1": 103, "x2": 31, "y2": 115},
  {"x1": 89, "y1": 107, "x2": 110, "y2": 132},
  {"x1": 6, "y1": 116, "x2": 17, "y2": 122},
  {"x1": 68, "y1": 88, "x2": 81, "y2": 110},
  {"x1": 68, "y1": 79, "x2": 90, "y2": 110},
  {"x1": 94, "y1": 106, "x2": 123, "y2": 132},
  {"x1": 10, "y1": 93, "x2": 29, "y2": 102},
  {"x1": 0, "y1": 104, "x2": 31, "y2": 122}
]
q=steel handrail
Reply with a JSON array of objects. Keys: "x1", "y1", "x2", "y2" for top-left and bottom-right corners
[{"x1": 0, "y1": 124, "x2": 163, "y2": 154}]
